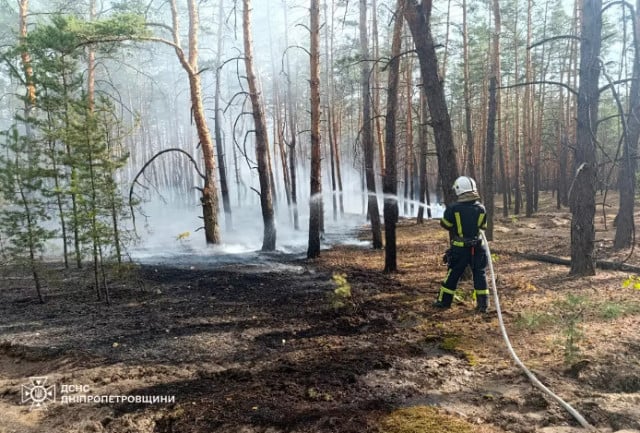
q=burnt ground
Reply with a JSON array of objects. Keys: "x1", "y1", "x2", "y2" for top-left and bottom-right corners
[{"x1": 0, "y1": 192, "x2": 639, "y2": 433}]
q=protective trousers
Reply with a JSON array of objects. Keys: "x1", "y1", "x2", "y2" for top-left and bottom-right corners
[{"x1": 437, "y1": 244, "x2": 489, "y2": 311}]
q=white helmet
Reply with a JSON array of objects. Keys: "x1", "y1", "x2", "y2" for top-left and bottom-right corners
[{"x1": 453, "y1": 176, "x2": 477, "y2": 196}]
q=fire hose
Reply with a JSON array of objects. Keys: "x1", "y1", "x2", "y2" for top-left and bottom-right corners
[{"x1": 480, "y1": 231, "x2": 594, "y2": 430}]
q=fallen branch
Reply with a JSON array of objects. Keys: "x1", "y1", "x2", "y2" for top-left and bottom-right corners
[{"x1": 495, "y1": 250, "x2": 640, "y2": 273}]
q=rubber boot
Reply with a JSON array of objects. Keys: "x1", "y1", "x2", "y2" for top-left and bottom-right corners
[
  {"x1": 433, "y1": 291, "x2": 454, "y2": 309},
  {"x1": 475, "y1": 294, "x2": 488, "y2": 313}
]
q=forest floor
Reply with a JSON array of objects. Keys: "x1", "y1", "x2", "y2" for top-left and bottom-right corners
[{"x1": 0, "y1": 192, "x2": 639, "y2": 433}]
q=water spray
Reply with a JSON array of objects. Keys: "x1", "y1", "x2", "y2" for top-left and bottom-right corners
[{"x1": 481, "y1": 231, "x2": 594, "y2": 430}]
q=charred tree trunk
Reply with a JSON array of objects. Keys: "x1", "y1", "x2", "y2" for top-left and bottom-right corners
[
  {"x1": 215, "y1": 0, "x2": 232, "y2": 229},
  {"x1": 360, "y1": 0, "x2": 383, "y2": 248},
  {"x1": 283, "y1": 3, "x2": 300, "y2": 230},
  {"x1": 402, "y1": 0, "x2": 459, "y2": 205},
  {"x1": 524, "y1": 0, "x2": 535, "y2": 218},
  {"x1": 383, "y1": 0, "x2": 404, "y2": 272},
  {"x1": 308, "y1": 0, "x2": 322, "y2": 258},
  {"x1": 243, "y1": 0, "x2": 277, "y2": 251},
  {"x1": 614, "y1": 0, "x2": 640, "y2": 250},
  {"x1": 333, "y1": 108, "x2": 345, "y2": 216},
  {"x1": 324, "y1": 1, "x2": 337, "y2": 222},
  {"x1": 417, "y1": 88, "x2": 431, "y2": 222},
  {"x1": 570, "y1": 0, "x2": 601, "y2": 276},
  {"x1": 403, "y1": 62, "x2": 413, "y2": 216}
]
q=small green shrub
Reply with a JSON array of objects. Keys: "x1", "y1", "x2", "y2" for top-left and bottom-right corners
[
  {"x1": 328, "y1": 272, "x2": 352, "y2": 309},
  {"x1": 556, "y1": 294, "x2": 587, "y2": 365},
  {"x1": 598, "y1": 302, "x2": 624, "y2": 320}
]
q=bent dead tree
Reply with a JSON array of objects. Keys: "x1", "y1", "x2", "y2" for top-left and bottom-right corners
[{"x1": 129, "y1": 148, "x2": 205, "y2": 232}]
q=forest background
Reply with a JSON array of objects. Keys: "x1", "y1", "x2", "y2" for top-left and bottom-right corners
[{"x1": 0, "y1": 0, "x2": 638, "y2": 296}]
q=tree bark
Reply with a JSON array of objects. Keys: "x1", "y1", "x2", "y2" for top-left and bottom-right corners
[
  {"x1": 383, "y1": 0, "x2": 404, "y2": 272},
  {"x1": 402, "y1": 0, "x2": 459, "y2": 205},
  {"x1": 360, "y1": 0, "x2": 383, "y2": 248},
  {"x1": 170, "y1": 0, "x2": 220, "y2": 243},
  {"x1": 614, "y1": 0, "x2": 640, "y2": 250},
  {"x1": 524, "y1": 0, "x2": 535, "y2": 218},
  {"x1": 417, "y1": 88, "x2": 431, "y2": 222},
  {"x1": 283, "y1": 2, "x2": 300, "y2": 230},
  {"x1": 308, "y1": 0, "x2": 322, "y2": 258},
  {"x1": 462, "y1": 0, "x2": 475, "y2": 179},
  {"x1": 243, "y1": 0, "x2": 277, "y2": 251},
  {"x1": 570, "y1": 0, "x2": 602, "y2": 276},
  {"x1": 484, "y1": 0, "x2": 501, "y2": 240},
  {"x1": 214, "y1": 0, "x2": 232, "y2": 229}
]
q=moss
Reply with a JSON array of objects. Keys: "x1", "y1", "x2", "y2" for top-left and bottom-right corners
[
  {"x1": 439, "y1": 336, "x2": 460, "y2": 351},
  {"x1": 379, "y1": 406, "x2": 476, "y2": 433},
  {"x1": 439, "y1": 335, "x2": 478, "y2": 366}
]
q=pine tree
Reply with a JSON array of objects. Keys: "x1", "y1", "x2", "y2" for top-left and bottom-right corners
[{"x1": 0, "y1": 126, "x2": 56, "y2": 303}]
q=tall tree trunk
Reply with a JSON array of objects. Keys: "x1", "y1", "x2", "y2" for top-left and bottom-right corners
[
  {"x1": 485, "y1": 0, "x2": 501, "y2": 240},
  {"x1": 274, "y1": 85, "x2": 293, "y2": 215},
  {"x1": 570, "y1": 0, "x2": 602, "y2": 276},
  {"x1": 440, "y1": 0, "x2": 452, "y2": 79},
  {"x1": 524, "y1": 0, "x2": 535, "y2": 218},
  {"x1": 169, "y1": 0, "x2": 220, "y2": 243},
  {"x1": 360, "y1": 0, "x2": 383, "y2": 248},
  {"x1": 333, "y1": 106, "x2": 345, "y2": 216},
  {"x1": 243, "y1": 0, "x2": 277, "y2": 251},
  {"x1": 372, "y1": 0, "x2": 386, "y2": 177},
  {"x1": 283, "y1": 2, "x2": 300, "y2": 230},
  {"x1": 403, "y1": 61, "x2": 413, "y2": 216},
  {"x1": 462, "y1": 0, "x2": 475, "y2": 178},
  {"x1": 215, "y1": 0, "x2": 232, "y2": 229},
  {"x1": 417, "y1": 88, "x2": 431, "y2": 222},
  {"x1": 402, "y1": 0, "x2": 459, "y2": 205},
  {"x1": 383, "y1": 0, "x2": 404, "y2": 272},
  {"x1": 513, "y1": 0, "x2": 522, "y2": 215},
  {"x1": 614, "y1": 0, "x2": 640, "y2": 249},
  {"x1": 324, "y1": 0, "x2": 337, "y2": 222},
  {"x1": 308, "y1": 0, "x2": 322, "y2": 258}
]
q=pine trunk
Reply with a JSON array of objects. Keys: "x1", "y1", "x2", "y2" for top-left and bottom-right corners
[
  {"x1": 243, "y1": 0, "x2": 277, "y2": 251},
  {"x1": 613, "y1": 0, "x2": 640, "y2": 249},
  {"x1": 570, "y1": 0, "x2": 601, "y2": 276},
  {"x1": 360, "y1": 0, "x2": 383, "y2": 248},
  {"x1": 308, "y1": 0, "x2": 322, "y2": 258},
  {"x1": 402, "y1": 0, "x2": 459, "y2": 205},
  {"x1": 383, "y1": 0, "x2": 404, "y2": 272}
]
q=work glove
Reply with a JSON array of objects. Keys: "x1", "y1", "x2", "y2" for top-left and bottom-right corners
[{"x1": 442, "y1": 249, "x2": 451, "y2": 265}]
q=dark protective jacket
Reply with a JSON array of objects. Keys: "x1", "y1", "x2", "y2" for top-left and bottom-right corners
[{"x1": 440, "y1": 200, "x2": 487, "y2": 246}]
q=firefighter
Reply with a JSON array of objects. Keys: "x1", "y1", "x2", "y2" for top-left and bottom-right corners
[{"x1": 433, "y1": 176, "x2": 489, "y2": 313}]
